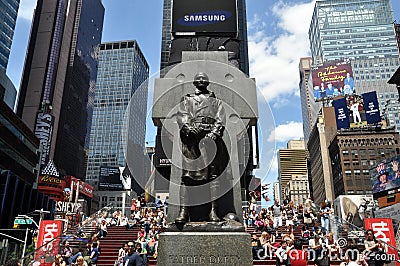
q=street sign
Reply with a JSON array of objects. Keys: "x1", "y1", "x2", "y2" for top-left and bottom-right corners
[{"x1": 14, "y1": 218, "x2": 33, "y2": 225}]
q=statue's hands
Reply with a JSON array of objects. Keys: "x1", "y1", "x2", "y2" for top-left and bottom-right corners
[
  {"x1": 189, "y1": 127, "x2": 201, "y2": 136},
  {"x1": 182, "y1": 125, "x2": 200, "y2": 136},
  {"x1": 205, "y1": 133, "x2": 217, "y2": 140}
]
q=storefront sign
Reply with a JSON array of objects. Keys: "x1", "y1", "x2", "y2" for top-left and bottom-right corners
[
  {"x1": 39, "y1": 175, "x2": 62, "y2": 184},
  {"x1": 365, "y1": 218, "x2": 399, "y2": 265},
  {"x1": 35, "y1": 113, "x2": 54, "y2": 166},
  {"x1": 55, "y1": 201, "x2": 82, "y2": 213},
  {"x1": 35, "y1": 220, "x2": 63, "y2": 265}
]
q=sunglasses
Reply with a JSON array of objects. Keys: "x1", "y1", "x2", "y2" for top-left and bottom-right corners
[{"x1": 128, "y1": 245, "x2": 135, "y2": 247}]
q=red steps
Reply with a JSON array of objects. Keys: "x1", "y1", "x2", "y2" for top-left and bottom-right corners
[{"x1": 96, "y1": 224, "x2": 345, "y2": 266}]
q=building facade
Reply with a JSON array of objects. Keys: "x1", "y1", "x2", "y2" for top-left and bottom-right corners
[
  {"x1": 86, "y1": 41, "x2": 149, "y2": 194},
  {"x1": 283, "y1": 175, "x2": 309, "y2": 206},
  {"x1": 307, "y1": 107, "x2": 338, "y2": 204},
  {"x1": 308, "y1": 0, "x2": 400, "y2": 130},
  {"x1": 0, "y1": 0, "x2": 19, "y2": 71},
  {"x1": 0, "y1": 71, "x2": 16, "y2": 109},
  {"x1": 329, "y1": 128, "x2": 400, "y2": 197},
  {"x1": 0, "y1": 100, "x2": 53, "y2": 228},
  {"x1": 299, "y1": 57, "x2": 322, "y2": 143},
  {"x1": 16, "y1": 0, "x2": 105, "y2": 179},
  {"x1": 0, "y1": 0, "x2": 19, "y2": 109},
  {"x1": 278, "y1": 140, "x2": 308, "y2": 200},
  {"x1": 273, "y1": 181, "x2": 281, "y2": 203}
]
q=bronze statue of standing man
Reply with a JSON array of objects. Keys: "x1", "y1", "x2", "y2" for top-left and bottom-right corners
[{"x1": 175, "y1": 72, "x2": 228, "y2": 224}]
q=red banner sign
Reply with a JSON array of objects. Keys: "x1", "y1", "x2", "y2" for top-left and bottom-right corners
[
  {"x1": 35, "y1": 220, "x2": 63, "y2": 265},
  {"x1": 65, "y1": 176, "x2": 94, "y2": 198},
  {"x1": 364, "y1": 218, "x2": 399, "y2": 265}
]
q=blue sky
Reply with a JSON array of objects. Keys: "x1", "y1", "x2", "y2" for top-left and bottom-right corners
[{"x1": 8, "y1": 0, "x2": 400, "y2": 203}]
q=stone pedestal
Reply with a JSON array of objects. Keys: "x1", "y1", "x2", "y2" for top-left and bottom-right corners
[{"x1": 157, "y1": 232, "x2": 252, "y2": 266}]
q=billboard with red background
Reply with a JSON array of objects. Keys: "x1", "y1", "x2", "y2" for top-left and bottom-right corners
[
  {"x1": 65, "y1": 176, "x2": 94, "y2": 198},
  {"x1": 311, "y1": 59, "x2": 354, "y2": 101},
  {"x1": 35, "y1": 220, "x2": 63, "y2": 265},
  {"x1": 364, "y1": 218, "x2": 399, "y2": 265}
]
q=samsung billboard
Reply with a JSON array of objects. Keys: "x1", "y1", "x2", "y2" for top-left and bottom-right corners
[{"x1": 172, "y1": 0, "x2": 238, "y2": 36}]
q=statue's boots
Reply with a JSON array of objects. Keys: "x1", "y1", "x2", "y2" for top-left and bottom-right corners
[
  {"x1": 209, "y1": 201, "x2": 220, "y2": 222},
  {"x1": 175, "y1": 185, "x2": 189, "y2": 224},
  {"x1": 209, "y1": 181, "x2": 220, "y2": 222},
  {"x1": 175, "y1": 206, "x2": 189, "y2": 224}
]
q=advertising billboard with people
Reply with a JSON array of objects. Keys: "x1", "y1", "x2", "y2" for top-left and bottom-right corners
[
  {"x1": 311, "y1": 59, "x2": 354, "y2": 102},
  {"x1": 333, "y1": 92, "x2": 381, "y2": 130},
  {"x1": 370, "y1": 155, "x2": 400, "y2": 195}
]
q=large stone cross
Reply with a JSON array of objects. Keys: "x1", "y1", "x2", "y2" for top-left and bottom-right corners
[{"x1": 152, "y1": 51, "x2": 258, "y2": 223}]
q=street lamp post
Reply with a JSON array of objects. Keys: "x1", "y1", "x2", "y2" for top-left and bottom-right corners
[{"x1": 20, "y1": 228, "x2": 29, "y2": 266}]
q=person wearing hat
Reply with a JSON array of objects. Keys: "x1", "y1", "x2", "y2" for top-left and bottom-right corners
[{"x1": 373, "y1": 163, "x2": 395, "y2": 192}]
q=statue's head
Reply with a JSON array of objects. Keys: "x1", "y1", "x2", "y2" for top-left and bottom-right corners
[{"x1": 193, "y1": 72, "x2": 210, "y2": 90}]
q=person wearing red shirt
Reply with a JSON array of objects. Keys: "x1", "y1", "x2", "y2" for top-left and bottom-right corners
[{"x1": 289, "y1": 239, "x2": 308, "y2": 266}]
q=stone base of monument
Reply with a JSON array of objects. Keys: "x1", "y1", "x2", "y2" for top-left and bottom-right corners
[
  {"x1": 157, "y1": 231, "x2": 252, "y2": 266},
  {"x1": 166, "y1": 220, "x2": 244, "y2": 232}
]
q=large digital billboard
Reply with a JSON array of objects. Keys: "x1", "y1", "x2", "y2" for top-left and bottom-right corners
[
  {"x1": 99, "y1": 166, "x2": 131, "y2": 191},
  {"x1": 172, "y1": 0, "x2": 237, "y2": 36},
  {"x1": 333, "y1": 195, "x2": 374, "y2": 228},
  {"x1": 311, "y1": 59, "x2": 354, "y2": 102},
  {"x1": 333, "y1": 92, "x2": 381, "y2": 130},
  {"x1": 370, "y1": 155, "x2": 400, "y2": 195}
]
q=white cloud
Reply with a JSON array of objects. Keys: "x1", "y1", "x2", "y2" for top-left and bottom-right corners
[
  {"x1": 267, "y1": 121, "x2": 304, "y2": 143},
  {"x1": 248, "y1": 1, "x2": 315, "y2": 103},
  {"x1": 18, "y1": 0, "x2": 36, "y2": 21}
]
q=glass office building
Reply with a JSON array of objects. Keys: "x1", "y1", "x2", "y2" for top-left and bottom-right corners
[
  {"x1": 0, "y1": 0, "x2": 19, "y2": 71},
  {"x1": 86, "y1": 41, "x2": 149, "y2": 188},
  {"x1": 308, "y1": 0, "x2": 400, "y2": 130},
  {"x1": 0, "y1": 0, "x2": 19, "y2": 109},
  {"x1": 17, "y1": 0, "x2": 104, "y2": 179}
]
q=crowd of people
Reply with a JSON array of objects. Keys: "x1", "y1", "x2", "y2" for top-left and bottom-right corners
[
  {"x1": 246, "y1": 197, "x2": 392, "y2": 266},
  {"x1": 55, "y1": 195, "x2": 168, "y2": 266},
  {"x1": 22, "y1": 194, "x2": 394, "y2": 266}
]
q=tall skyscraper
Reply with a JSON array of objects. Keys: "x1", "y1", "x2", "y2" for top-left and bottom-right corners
[
  {"x1": 159, "y1": 0, "x2": 249, "y2": 76},
  {"x1": 16, "y1": 0, "x2": 104, "y2": 179},
  {"x1": 0, "y1": 0, "x2": 20, "y2": 109},
  {"x1": 0, "y1": 0, "x2": 19, "y2": 71},
  {"x1": 308, "y1": 0, "x2": 400, "y2": 130},
  {"x1": 86, "y1": 41, "x2": 149, "y2": 190},
  {"x1": 299, "y1": 57, "x2": 322, "y2": 143}
]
